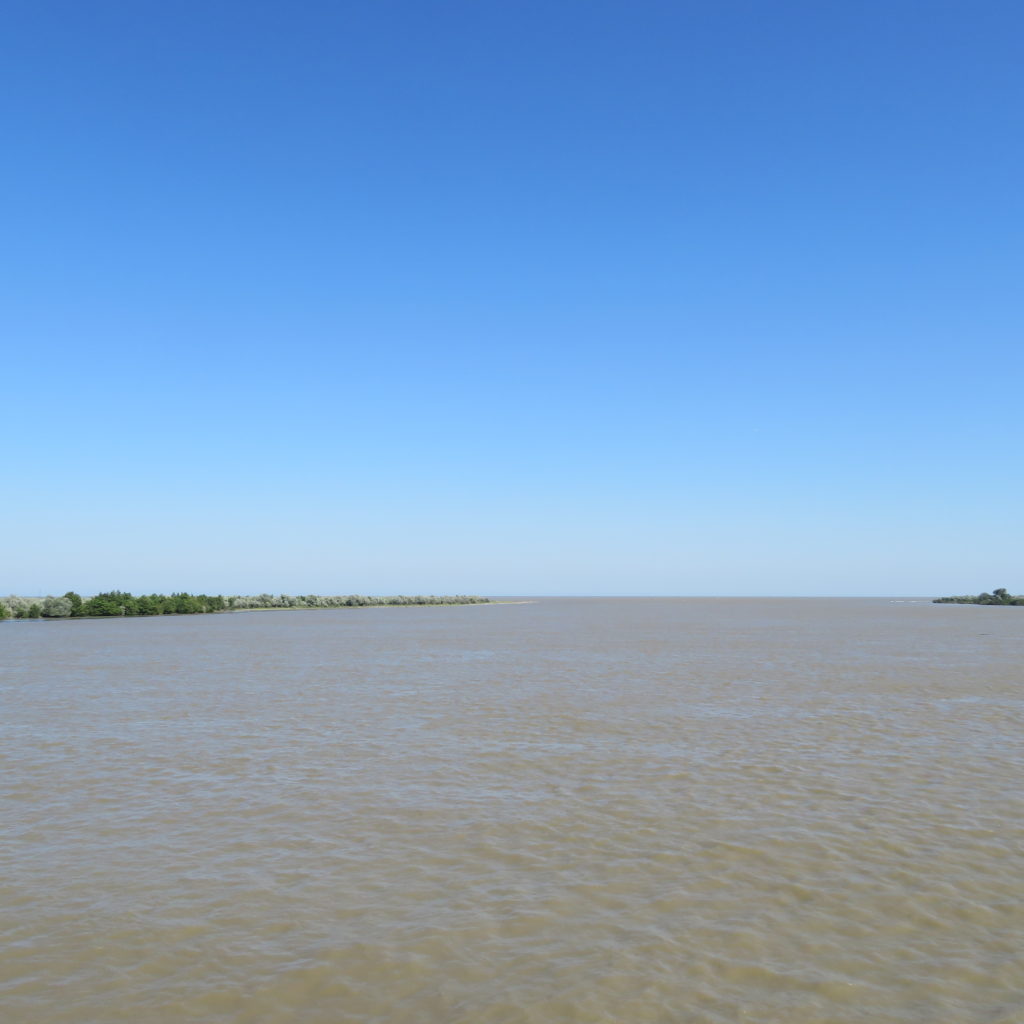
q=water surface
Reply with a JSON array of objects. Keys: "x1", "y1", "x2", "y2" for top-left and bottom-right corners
[{"x1": 2, "y1": 599, "x2": 1022, "y2": 1022}]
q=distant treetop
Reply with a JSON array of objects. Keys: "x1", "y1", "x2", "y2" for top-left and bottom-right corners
[
  {"x1": 933, "y1": 588, "x2": 1024, "y2": 606},
  {"x1": 0, "y1": 592, "x2": 490, "y2": 620}
]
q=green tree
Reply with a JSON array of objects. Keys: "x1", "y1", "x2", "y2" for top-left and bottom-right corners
[
  {"x1": 42, "y1": 596, "x2": 73, "y2": 618},
  {"x1": 83, "y1": 591, "x2": 136, "y2": 616}
]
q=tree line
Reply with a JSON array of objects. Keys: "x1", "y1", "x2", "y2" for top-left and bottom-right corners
[
  {"x1": 0, "y1": 592, "x2": 490, "y2": 620},
  {"x1": 933, "y1": 588, "x2": 1024, "y2": 606}
]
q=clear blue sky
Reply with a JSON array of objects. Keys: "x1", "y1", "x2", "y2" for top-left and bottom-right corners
[{"x1": 3, "y1": 0, "x2": 1021, "y2": 596}]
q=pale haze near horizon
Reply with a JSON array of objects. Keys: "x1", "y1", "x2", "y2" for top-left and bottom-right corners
[{"x1": 3, "y1": 1, "x2": 1021, "y2": 598}]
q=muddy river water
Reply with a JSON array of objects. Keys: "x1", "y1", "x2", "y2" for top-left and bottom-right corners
[{"x1": 2, "y1": 598, "x2": 1022, "y2": 1022}]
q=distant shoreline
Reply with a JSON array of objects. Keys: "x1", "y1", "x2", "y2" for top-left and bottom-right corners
[
  {"x1": 0, "y1": 593, "x2": 492, "y2": 622},
  {"x1": 2, "y1": 605, "x2": 501, "y2": 623},
  {"x1": 933, "y1": 588, "x2": 1023, "y2": 606}
]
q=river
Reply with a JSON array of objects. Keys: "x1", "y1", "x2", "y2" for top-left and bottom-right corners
[{"x1": 2, "y1": 598, "x2": 1021, "y2": 1022}]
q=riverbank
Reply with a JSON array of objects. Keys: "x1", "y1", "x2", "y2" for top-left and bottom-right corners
[
  {"x1": 0, "y1": 592, "x2": 491, "y2": 621},
  {"x1": 933, "y1": 587, "x2": 1023, "y2": 606}
]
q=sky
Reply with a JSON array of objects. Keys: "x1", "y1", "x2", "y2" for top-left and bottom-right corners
[{"x1": 2, "y1": 0, "x2": 1022, "y2": 597}]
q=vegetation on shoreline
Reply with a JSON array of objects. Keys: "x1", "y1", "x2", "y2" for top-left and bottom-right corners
[
  {"x1": 933, "y1": 588, "x2": 1024, "y2": 606},
  {"x1": 0, "y1": 592, "x2": 490, "y2": 620}
]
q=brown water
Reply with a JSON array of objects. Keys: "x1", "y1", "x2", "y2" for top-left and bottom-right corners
[{"x1": 2, "y1": 598, "x2": 1022, "y2": 1023}]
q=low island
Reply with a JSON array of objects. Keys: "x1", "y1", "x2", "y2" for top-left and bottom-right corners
[
  {"x1": 0, "y1": 592, "x2": 490, "y2": 620},
  {"x1": 933, "y1": 588, "x2": 1024, "y2": 606}
]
